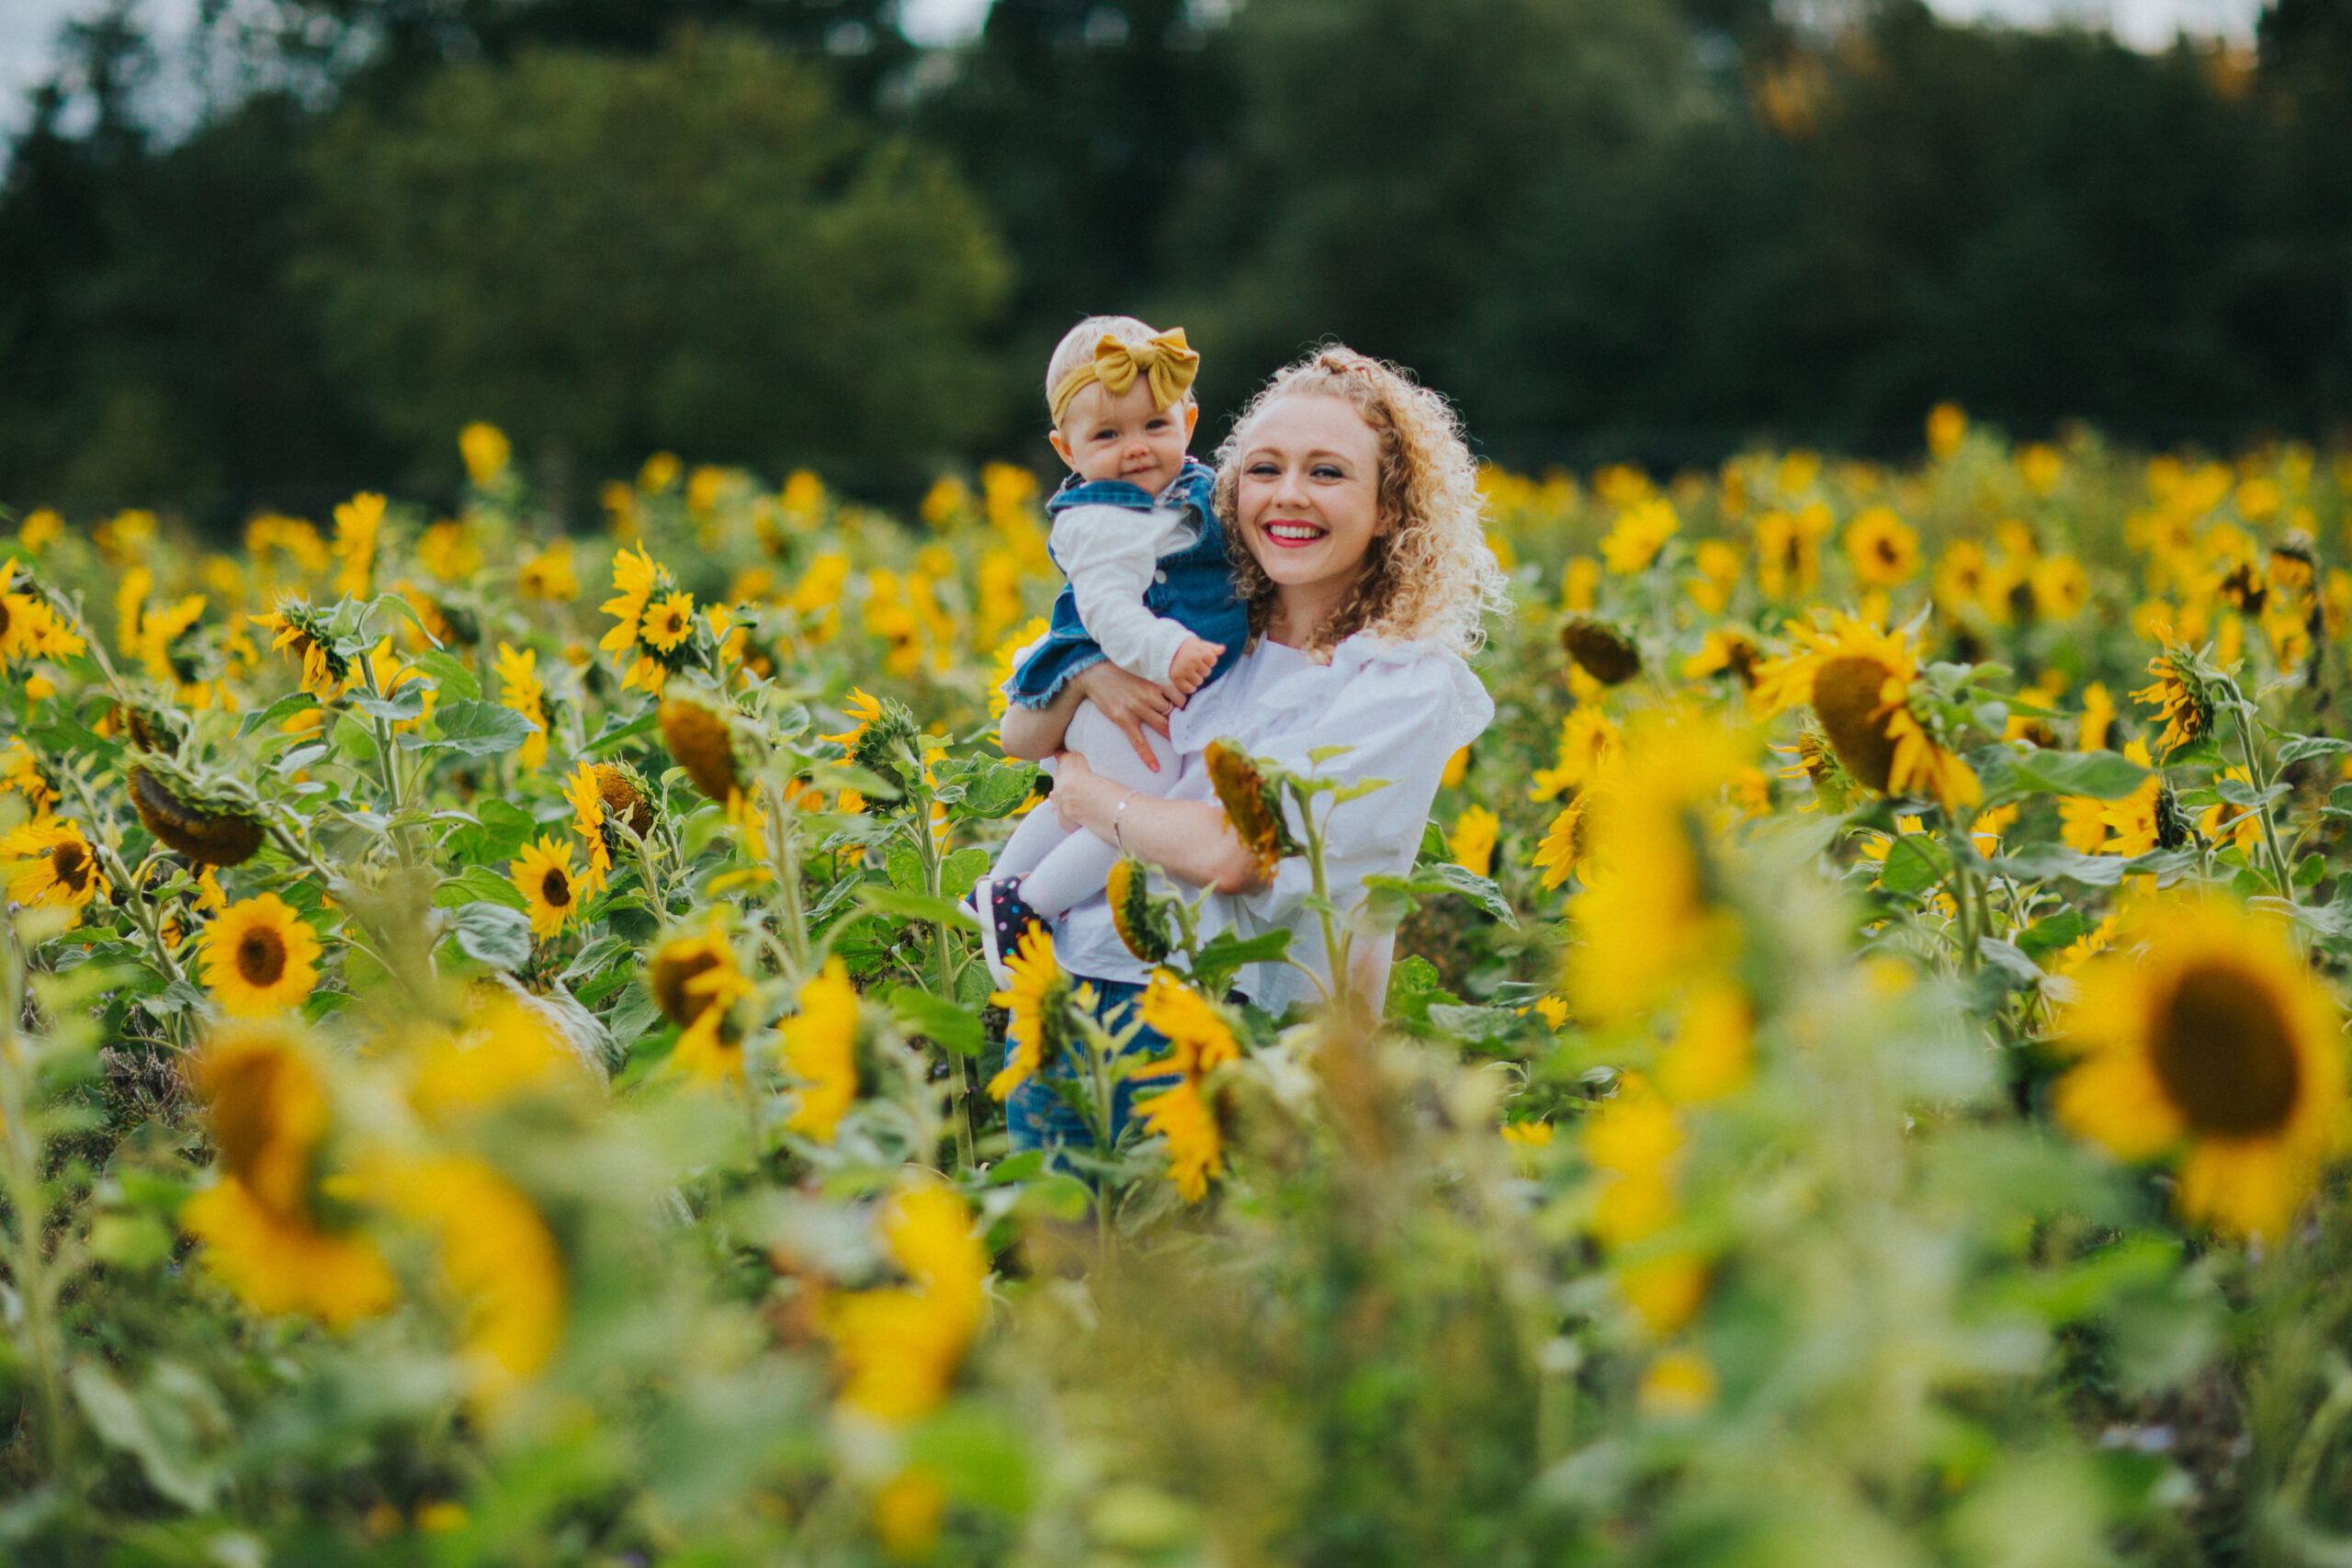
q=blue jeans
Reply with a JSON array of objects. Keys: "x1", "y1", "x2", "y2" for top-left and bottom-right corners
[{"x1": 1004, "y1": 978, "x2": 1177, "y2": 1157}]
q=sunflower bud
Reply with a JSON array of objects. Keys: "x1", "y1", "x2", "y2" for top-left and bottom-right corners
[
  {"x1": 1108, "y1": 855, "x2": 1172, "y2": 964},
  {"x1": 129, "y1": 756, "x2": 267, "y2": 866},
  {"x1": 1559, "y1": 616, "x2": 1643, "y2": 686},
  {"x1": 659, "y1": 682, "x2": 759, "y2": 804}
]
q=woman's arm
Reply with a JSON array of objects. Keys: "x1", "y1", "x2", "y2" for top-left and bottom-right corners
[
  {"x1": 1050, "y1": 752, "x2": 1262, "y2": 894},
  {"x1": 1000, "y1": 663, "x2": 1185, "y2": 771}
]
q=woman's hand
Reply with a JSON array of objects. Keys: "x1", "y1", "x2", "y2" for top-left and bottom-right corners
[
  {"x1": 1048, "y1": 750, "x2": 1263, "y2": 893},
  {"x1": 1049, "y1": 750, "x2": 1109, "y2": 836},
  {"x1": 1069, "y1": 663, "x2": 1184, "y2": 773}
]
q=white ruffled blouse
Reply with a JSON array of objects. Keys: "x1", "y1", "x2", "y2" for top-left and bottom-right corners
[{"x1": 1049, "y1": 631, "x2": 1496, "y2": 1014}]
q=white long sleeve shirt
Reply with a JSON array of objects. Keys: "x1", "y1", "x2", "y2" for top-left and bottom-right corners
[
  {"x1": 1048, "y1": 501, "x2": 1203, "y2": 685},
  {"x1": 1048, "y1": 632, "x2": 1496, "y2": 1014}
]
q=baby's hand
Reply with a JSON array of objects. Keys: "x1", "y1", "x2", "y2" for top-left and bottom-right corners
[{"x1": 1168, "y1": 637, "x2": 1224, "y2": 695}]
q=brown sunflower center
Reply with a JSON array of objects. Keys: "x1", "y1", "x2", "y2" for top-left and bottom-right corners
[
  {"x1": 50, "y1": 840, "x2": 89, "y2": 893},
  {"x1": 1874, "y1": 537, "x2": 1900, "y2": 566},
  {"x1": 236, "y1": 926, "x2": 288, "y2": 987},
  {"x1": 1812, "y1": 656, "x2": 1898, "y2": 793},
  {"x1": 2153, "y1": 961, "x2": 2301, "y2": 1137},
  {"x1": 651, "y1": 950, "x2": 721, "y2": 1026},
  {"x1": 541, "y1": 865, "x2": 572, "y2": 909}
]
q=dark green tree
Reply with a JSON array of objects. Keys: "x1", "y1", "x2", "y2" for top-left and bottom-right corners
[{"x1": 298, "y1": 30, "x2": 1012, "y2": 491}]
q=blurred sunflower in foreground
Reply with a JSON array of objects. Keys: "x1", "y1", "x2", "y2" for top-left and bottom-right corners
[{"x1": 2054, "y1": 897, "x2": 2346, "y2": 1239}]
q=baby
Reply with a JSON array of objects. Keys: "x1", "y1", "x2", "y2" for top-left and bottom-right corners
[{"x1": 974, "y1": 315, "x2": 1248, "y2": 983}]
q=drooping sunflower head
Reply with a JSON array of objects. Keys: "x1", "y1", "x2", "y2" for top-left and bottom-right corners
[
  {"x1": 594, "y1": 762, "x2": 656, "y2": 839},
  {"x1": 1107, "y1": 855, "x2": 1172, "y2": 964},
  {"x1": 130, "y1": 756, "x2": 266, "y2": 867},
  {"x1": 2133, "y1": 640, "x2": 2216, "y2": 759},
  {"x1": 659, "y1": 683, "x2": 756, "y2": 805},
  {"x1": 2055, "y1": 897, "x2": 2346, "y2": 1239},
  {"x1": 199, "y1": 893, "x2": 324, "y2": 1018},
  {"x1": 253, "y1": 597, "x2": 351, "y2": 701},
  {"x1": 1559, "y1": 616, "x2": 1643, "y2": 686},
  {"x1": 1204, "y1": 739, "x2": 1292, "y2": 880},
  {"x1": 1756, "y1": 615, "x2": 1977, "y2": 810}
]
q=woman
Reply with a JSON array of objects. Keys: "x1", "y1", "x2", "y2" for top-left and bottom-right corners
[{"x1": 999, "y1": 346, "x2": 1507, "y2": 1149}]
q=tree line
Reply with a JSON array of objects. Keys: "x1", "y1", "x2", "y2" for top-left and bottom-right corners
[{"x1": 3, "y1": 0, "x2": 2348, "y2": 526}]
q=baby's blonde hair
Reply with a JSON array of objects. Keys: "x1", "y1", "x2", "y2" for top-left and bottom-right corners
[
  {"x1": 1046, "y1": 315, "x2": 1196, "y2": 427},
  {"x1": 1213, "y1": 346, "x2": 1509, "y2": 658}
]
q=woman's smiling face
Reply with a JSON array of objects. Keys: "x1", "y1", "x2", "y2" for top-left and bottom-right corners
[{"x1": 1234, "y1": 394, "x2": 1388, "y2": 634}]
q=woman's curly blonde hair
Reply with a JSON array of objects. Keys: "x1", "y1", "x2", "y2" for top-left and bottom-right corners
[{"x1": 1213, "y1": 346, "x2": 1509, "y2": 658}]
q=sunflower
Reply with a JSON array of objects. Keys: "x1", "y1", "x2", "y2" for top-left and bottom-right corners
[
  {"x1": 2031, "y1": 555, "x2": 2090, "y2": 619},
  {"x1": 1600, "y1": 498, "x2": 1678, "y2": 576},
  {"x1": 356, "y1": 1152, "x2": 563, "y2": 1403},
  {"x1": 2133, "y1": 639, "x2": 2214, "y2": 759},
  {"x1": 1843, "y1": 506, "x2": 1918, "y2": 587},
  {"x1": 129, "y1": 759, "x2": 266, "y2": 867},
  {"x1": 1565, "y1": 712, "x2": 1747, "y2": 1022},
  {"x1": 252, "y1": 598, "x2": 352, "y2": 701},
  {"x1": 824, "y1": 1179, "x2": 988, "y2": 1423},
  {"x1": 1108, "y1": 855, "x2": 1171, "y2": 964},
  {"x1": 199, "y1": 894, "x2": 323, "y2": 1016},
  {"x1": 512, "y1": 837, "x2": 582, "y2": 940},
  {"x1": 783, "y1": 958, "x2": 861, "y2": 1138},
  {"x1": 2, "y1": 817, "x2": 107, "y2": 920},
  {"x1": 1682, "y1": 627, "x2": 1758, "y2": 687},
  {"x1": 2054, "y1": 897, "x2": 2346, "y2": 1239},
  {"x1": 649, "y1": 919, "x2": 741, "y2": 1030},
  {"x1": 659, "y1": 684, "x2": 752, "y2": 805},
  {"x1": 639, "y1": 591, "x2": 695, "y2": 653},
  {"x1": 562, "y1": 764, "x2": 616, "y2": 890},
  {"x1": 1132, "y1": 972, "x2": 1243, "y2": 1202},
  {"x1": 822, "y1": 687, "x2": 921, "y2": 783},
  {"x1": 178, "y1": 1022, "x2": 396, "y2": 1327},
  {"x1": 1559, "y1": 616, "x2": 1642, "y2": 685},
  {"x1": 1204, "y1": 739, "x2": 1292, "y2": 881},
  {"x1": 1447, "y1": 806, "x2": 1499, "y2": 878},
  {"x1": 493, "y1": 642, "x2": 549, "y2": 771},
  {"x1": 1530, "y1": 707, "x2": 1621, "y2": 803},
  {"x1": 332, "y1": 491, "x2": 382, "y2": 598},
  {"x1": 1752, "y1": 614, "x2": 1980, "y2": 811},
  {"x1": 1532, "y1": 798, "x2": 1585, "y2": 891},
  {"x1": 987, "y1": 615, "x2": 1050, "y2": 723},
  {"x1": 987, "y1": 926, "x2": 1072, "y2": 1100},
  {"x1": 0, "y1": 740, "x2": 53, "y2": 816},
  {"x1": 599, "y1": 543, "x2": 665, "y2": 654}
]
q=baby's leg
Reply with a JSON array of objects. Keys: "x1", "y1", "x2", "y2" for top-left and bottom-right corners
[
  {"x1": 1017, "y1": 703, "x2": 1175, "y2": 918},
  {"x1": 990, "y1": 790, "x2": 1069, "y2": 882}
]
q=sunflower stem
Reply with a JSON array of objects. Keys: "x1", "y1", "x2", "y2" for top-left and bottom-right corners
[{"x1": 2235, "y1": 701, "x2": 2299, "y2": 907}]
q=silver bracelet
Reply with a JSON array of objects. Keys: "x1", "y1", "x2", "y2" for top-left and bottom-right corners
[{"x1": 1112, "y1": 789, "x2": 1139, "y2": 851}]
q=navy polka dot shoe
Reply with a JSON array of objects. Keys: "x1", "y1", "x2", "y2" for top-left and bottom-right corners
[{"x1": 974, "y1": 875, "x2": 1046, "y2": 990}]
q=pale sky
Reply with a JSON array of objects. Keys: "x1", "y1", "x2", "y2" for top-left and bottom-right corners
[{"x1": 0, "y1": 0, "x2": 2268, "y2": 141}]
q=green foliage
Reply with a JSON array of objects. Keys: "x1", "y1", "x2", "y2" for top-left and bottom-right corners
[{"x1": 299, "y1": 31, "x2": 1011, "y2": 490}]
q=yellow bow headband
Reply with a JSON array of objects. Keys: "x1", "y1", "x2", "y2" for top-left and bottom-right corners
[{"x1": 1050, "y1": 328, "x2": 1201, "y2": 428}]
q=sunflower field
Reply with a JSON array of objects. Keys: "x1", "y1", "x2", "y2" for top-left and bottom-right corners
[{"x1": 5, "y1": 406, "x2": 2352, "y2": 1565}]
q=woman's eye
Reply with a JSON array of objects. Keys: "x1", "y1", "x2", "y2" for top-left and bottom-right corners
[
  {"x1": 1246, "y1": 462, "x2": 1280, "y2": 478},
  {"x1": 1311, "y1": 465, "x2": 1343, "y2": 480}
]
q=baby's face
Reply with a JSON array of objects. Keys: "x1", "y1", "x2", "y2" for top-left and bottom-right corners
[{"x1": 1051, "y1": 378, "x2": 1198, "y2": 496}]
